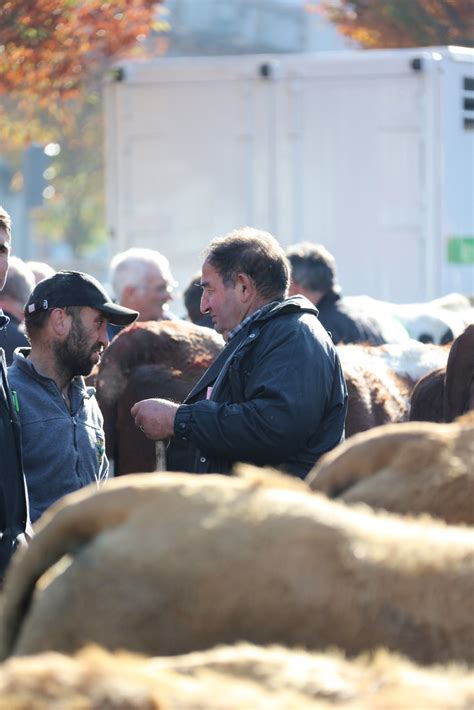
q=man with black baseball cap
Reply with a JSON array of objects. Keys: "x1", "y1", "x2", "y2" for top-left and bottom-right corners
[
  {"x1": 9, "y1": 270, "x2": 138, "y2": 523},
  {"x1": 25, "y1": 270, "x2": 138, "y2": 326}
]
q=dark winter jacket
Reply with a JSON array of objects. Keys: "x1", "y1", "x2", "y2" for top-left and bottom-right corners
[
  {"x1": 170, "y1": 296, "x2": 347, "y2": 479},
  {"x1": 0, "y1": 320, "x2": 29, "y2": 578},
  {"x1": 316, "y1": 291, "x2": 386, "y2": 345}
]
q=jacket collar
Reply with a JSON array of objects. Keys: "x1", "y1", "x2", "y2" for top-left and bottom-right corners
[
  {"x1": 1, "y1": 309, "x2": 21, "y2": 327},
  {"x1": 255, "y1": 295, "x2": 319, "y2": 322},
  {"x1": 0, "y1": 308, "x2": 10, "y2": 329},
  {"x1": 184, "y1": 295, "x2": 320, "y2": 400},
  {"x1": 317, "y1": 290, "x2": 341, "y2": 308}
]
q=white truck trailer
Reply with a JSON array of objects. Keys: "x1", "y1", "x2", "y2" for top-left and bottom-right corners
[{"x1": 104, "y1": 46, "x2": 474, "y2": 304}]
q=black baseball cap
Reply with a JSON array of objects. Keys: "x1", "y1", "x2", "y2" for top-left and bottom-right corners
[{"x1": 25, "y1": 270, "x2": 139, "y2": 327}]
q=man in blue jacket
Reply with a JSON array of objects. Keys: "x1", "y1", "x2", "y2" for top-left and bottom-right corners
[
  {"x1": 9, "y1": 270, "x2": 138, "y2": 522},
  {"x1": 132, "y1": 227, "x2": 347, "y2": 479},
  {"x1": 0, "y1": 206, "x2": 30, "y2": 580}
]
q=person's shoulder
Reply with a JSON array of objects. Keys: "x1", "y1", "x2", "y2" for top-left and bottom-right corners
[
  {"x1": 8, "y1": 348, "x2": 30, "y2": 365},
  {"x1": 8, "y1": 350, "x2": 35, "y2": 385},
  {"x1": 2, "y1": 325, "x2": 29, "y2": 363},
  {"x1": 261, "y1": 295, "x2": 318, "y2": 321},
  {"x1": 107, "y1": 322, "x2": 123, "y2": 341},
  {"x1": 260, "y1": 300, "x2": 333, "y2": 346}
]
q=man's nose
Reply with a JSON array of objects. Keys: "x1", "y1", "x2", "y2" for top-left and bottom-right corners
[
  {"x1": 158, "y1": 285, "x2": 173, "y2": 303},
  {"x1": 200, "y1": 292, "x2": 210, "y2": 314},
  {"x1": 100, "y1": 322, "x2": 109, "y2": 345}
]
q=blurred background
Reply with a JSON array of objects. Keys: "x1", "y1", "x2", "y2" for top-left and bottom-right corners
[{"x1": 0, "y1": 0, "x2": 472, "y2": 309}]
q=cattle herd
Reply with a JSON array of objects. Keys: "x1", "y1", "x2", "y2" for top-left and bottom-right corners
[{"x1": 0, "y1": 295, "x2": 473, "y2": 708}]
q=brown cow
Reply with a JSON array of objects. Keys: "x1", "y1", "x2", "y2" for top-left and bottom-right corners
[
  {"x1": 95, "y1": 320, "x2": 224, "y2": 474},
  {"x1": 410, "y1": 324, "x2": 474, "y2": 423}
]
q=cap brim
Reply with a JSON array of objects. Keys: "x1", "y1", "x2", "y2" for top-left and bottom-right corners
[{"x1": 98, "y1": 303, "x2": 139, "y2": 327}]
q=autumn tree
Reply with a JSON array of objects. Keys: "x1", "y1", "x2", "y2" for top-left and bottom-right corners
[
  {"x1": 317, "y1": 0, "x2": 474, "y2": 48},
  {"x1": 0, "y1": 0, "x2": 164, "y2": 141},
  {"x1": 0, "y1": 0, "x2": 164, "y2": 255}
]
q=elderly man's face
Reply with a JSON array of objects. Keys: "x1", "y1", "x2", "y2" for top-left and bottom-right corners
[
  {"x1": 200, "y1": 259, "x2": 246, "y2": 336},
  {"x1": 0, "y1": 227, "x2": 10, "y2": 291},
  {"x1": 132, "y1": 266, "x2": 173, "y2": 321}
]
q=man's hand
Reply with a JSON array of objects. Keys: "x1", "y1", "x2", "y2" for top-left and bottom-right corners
[{"x1": 131, "y1": 398, "x2": 179, "y2": 440}]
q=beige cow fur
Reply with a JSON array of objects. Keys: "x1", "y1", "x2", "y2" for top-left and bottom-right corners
[
  {"x1": 306, "y1": 415, "x2": 474, "y2": 525},
  {"x1": 0, "y1": 643, "x2": 473, "y2": 709},
  {"x1": 1, "y1": 470, "x2": 473, "y2": 665}
]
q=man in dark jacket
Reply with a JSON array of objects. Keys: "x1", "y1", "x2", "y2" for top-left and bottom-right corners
[
  {"x1": 0, "y1": 256, "x2": 35, "y2": 364},
  {"x1": 0, "y1": 206, "x2": 30, "y2": 580},
  {"x1": 132, "y1": 227, "x2": 347, "y2": 479},
  {"x1": 286, "y1": 242, "x2": 387, "y2": 345}
]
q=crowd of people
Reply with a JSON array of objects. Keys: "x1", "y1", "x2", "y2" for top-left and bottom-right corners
[{"x1": 0, "y1": 203, "x2": 397, "y2": 581}]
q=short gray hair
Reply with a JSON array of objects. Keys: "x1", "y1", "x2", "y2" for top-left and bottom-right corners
[
  {"x1": 2, "y1": 256, "x2": 35, "y2": 306},
  {"x1": 109, "y1": 248, "x2": 176, "y2": 302}
]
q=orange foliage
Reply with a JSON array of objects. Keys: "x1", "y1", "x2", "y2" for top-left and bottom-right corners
[
  {"x1": 0, "y1": 0, "x2": 162, "y2": 143},
  {"x1": 0, "y1": 1, "x2": 159, "y2": 96},
  {"x1": 319, "y1": 0, "x2": 474, "y2": 48}
]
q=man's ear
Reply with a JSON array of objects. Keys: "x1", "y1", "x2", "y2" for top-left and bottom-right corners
[
  {"x1": 49, "y1": 308, "x2": 71, "y2": 337},
  {"x1": 235, "y1": 273, "x2": 255, "y2": 303}
]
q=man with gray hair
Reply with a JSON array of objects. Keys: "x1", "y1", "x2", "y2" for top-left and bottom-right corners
[
  {"x1": 109, "y1": 248, "x2": 177, "y2": 323},
  {"x1": 0, "y1": 256, "x2": 35, "y2": 364}
]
